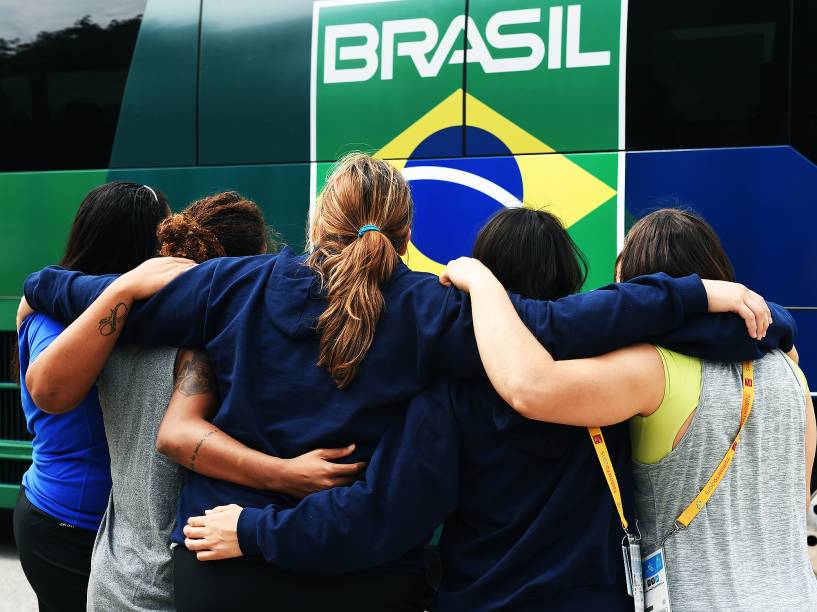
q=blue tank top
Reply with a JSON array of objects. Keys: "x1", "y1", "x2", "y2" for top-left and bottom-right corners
[{"x1": 18, "y1": 313, "x2": 111, "y2": 531}]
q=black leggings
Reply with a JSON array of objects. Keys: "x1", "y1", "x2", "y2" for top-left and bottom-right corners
[
  {"x1": 173, "y1": 546, "x2": 429, "y2": 612},
  {"x1": 13, "y1": 488, "x2": 96, "y2": 612}
]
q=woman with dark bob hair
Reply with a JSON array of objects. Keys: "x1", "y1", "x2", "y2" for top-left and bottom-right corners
[{"x1": 442, "y1": 208, "x2": 817, "y2": 610}]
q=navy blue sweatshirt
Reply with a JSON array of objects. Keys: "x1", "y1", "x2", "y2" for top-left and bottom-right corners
[
  {"x1": 23, "y1": 248, "x2": 794, "y2": 564},
  {"x1": 242, "y1": 379, "x2": 636, "y2": 612}
]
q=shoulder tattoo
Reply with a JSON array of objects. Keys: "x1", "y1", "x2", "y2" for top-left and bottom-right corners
[{"x1": 174, "y1": 349, "x2": 216, "y2": 397}]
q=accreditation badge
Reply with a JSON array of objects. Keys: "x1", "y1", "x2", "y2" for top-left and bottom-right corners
[
  {"x1": 622, "y1": 532, "x2": 644, "y2": 612},
  {"x1": 642, "y1": 548, "x2": 672, "y2": 612}
]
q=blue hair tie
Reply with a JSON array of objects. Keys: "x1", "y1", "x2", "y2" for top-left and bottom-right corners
[{"x1": 357, "y1": 224, "x2": 381, "y2": 238}]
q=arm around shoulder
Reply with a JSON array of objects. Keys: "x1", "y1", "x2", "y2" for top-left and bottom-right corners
[
  {"x1": 511, "y1": 272, "x2": 709, "y2": 359},
  {"x1": 23, "y1": 259, "x2": 196, "y2": 412},
  {"x1": 510, "y1": 344, "x2": 665, "y2": 427},
  {"x1": 24, "y1": 267, "x2": 118, "y2": 324}
]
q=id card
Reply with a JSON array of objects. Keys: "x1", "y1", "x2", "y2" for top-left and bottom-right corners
[
  {"x1": 622, "y1": 533, "x2": 644, "y2": 612},
  {"x1": 642, "y1": 548, "x2": 672, "y2": 612}
]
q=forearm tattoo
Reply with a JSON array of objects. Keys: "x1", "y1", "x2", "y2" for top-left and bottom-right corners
[
  {"x1": 190, "y1": 429, "x2": 217, "y2": 472},
  {"x1": 175, "y1": 350, "x2": 216, "y2": 397},
  {"x1": 98, "y1": 302, "x2": 128, "y2": 336}
]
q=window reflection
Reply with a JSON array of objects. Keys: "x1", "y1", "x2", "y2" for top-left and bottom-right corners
[
  {"x1": 626, "y1": 1, "x2": 791, "y2": 152},
  {"x1": 791, "y1": 0, "x2": 817, "y2": 165},
  {"x1": 0, "y1": 1, "x2": 146, "y2": 171}
]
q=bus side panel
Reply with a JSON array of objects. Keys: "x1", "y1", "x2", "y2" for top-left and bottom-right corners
[
  {"x1": 0, "y1": 170, "x2": 109, "y2": 330},
  {"x1": 110, "y1": 0, "x2": 200, "y2": 169},
  {"x1": 199, "y1": 0, "x2": 313, "y2": 165},
  {"x1": 625, "y1": 145, "x2": 817, "y2": 384},
  {"x1": 106, "y1": 164, "x2": 312, "y2": 251}
]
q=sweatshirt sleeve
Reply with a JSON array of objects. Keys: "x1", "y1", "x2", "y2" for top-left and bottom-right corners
[
  {"x1": 648, "y1": 302, "x2": 796, "y2": 362},
  {"x1": 23, "y1": 266, "x2": 119, "y2": 324},
  {"x1": 236, "y1": 381, "x2": 460, "y2": 572},
  {"x1": 430, "y1": 272, "x2": 708, "y2": 376},
  {"x1": 23, "y1": 259, "x2": 225, "y2": 348}
]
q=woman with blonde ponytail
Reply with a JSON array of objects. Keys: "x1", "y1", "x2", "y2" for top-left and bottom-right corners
[
  {"x1": 308, "y1": 155, "x2": 413, "y2": 388},
  {"x1": 23, "y1": 153, "x2": 776, "y2": 612}
]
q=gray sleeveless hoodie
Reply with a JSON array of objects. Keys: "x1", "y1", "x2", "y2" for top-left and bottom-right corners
[
  {"x1": 633, "y1": 350, "x2": 817, "y2": 611},
  {"x1": 87, "y1": 346, "x2": 182, "y2": 612}
]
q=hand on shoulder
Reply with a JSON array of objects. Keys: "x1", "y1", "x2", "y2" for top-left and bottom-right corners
[
  {"x1": 701, "y1": 279, "x2": 771, "y2": 339},
  {"x1": 111, "y1": 257, "x2": 197, "y2": 301},
  {"x1": 439, "y1": 257, "x2": 500, "y2": 294}
]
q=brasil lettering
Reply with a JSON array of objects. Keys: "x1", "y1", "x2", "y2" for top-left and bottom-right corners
[{"x1": 324, "y1": 5, "x2": 611, "y2": 84}]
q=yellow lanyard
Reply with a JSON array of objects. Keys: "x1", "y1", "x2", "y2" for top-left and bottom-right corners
[
  {"x1": 588, "y1": 360, "x2": 754, "y2": 535},
  {"x1": 675, "y1": 361, "x2": 754, "y2": 528},
  {"x1": 588, "y1": 426, "x2": 629, "y2": 532}
]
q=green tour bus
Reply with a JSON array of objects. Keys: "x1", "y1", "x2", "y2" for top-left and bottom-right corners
[{"x1": 1, "y1": 0, "x2": 816, "y2": 561}]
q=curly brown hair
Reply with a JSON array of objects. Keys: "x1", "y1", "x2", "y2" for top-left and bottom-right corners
[{"x1": 158, "y1": 191, "x2": 272, "y2": 263}]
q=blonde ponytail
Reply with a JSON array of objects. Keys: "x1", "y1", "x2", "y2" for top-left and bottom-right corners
[{"x1": 307, "y1": 154, "x2": 413, "y2": 388}]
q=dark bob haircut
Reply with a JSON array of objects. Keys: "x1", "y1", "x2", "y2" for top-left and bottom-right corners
[
  {"x1": 472, "y1": 207, "x2": 588, "y2": 301},
  {"x1": 616, "y1": 208, "x2": 735, "y2": 283}
]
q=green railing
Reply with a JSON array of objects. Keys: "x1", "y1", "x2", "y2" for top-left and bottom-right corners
[
  {"x1": 0, "y1": 440, "x2": 32, "y2": 509},
  {"x1": 0, "y1": 440, "x2": 32, "y2": 462}
]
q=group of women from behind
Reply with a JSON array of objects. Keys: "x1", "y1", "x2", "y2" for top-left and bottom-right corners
[
  {"x1": 14, "y1": 153, "x2": 817, "y2": 612},
  {"x1": 15, "y1": 184, "x2": 365, "y2": 611}
]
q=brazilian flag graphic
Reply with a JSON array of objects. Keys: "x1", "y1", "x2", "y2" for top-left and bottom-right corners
[{"x1": 313, "y1": 0, "x2": 625, "y2": 290}]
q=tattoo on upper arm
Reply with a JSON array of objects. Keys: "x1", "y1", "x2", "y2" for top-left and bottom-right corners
[
  {"x1": 98, "y1": 303, "x2": 128, "y2": 336},
  {"x1": 190, "y1": 429, "x2": 217, "y2": 472},
  {"x1": 174, "y1": 350, "x2": 216, "y2": 397}
]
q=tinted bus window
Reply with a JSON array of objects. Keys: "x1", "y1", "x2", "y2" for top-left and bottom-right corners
[
  {"x1": 792, "y1": 0, "x2": 817, "y2": 165},
  {"x1": 198, "y1": 0, "x2": 313, "y2": 165},
  {"x1": 0, "y1": 1, "x2": 147, "y2": 172},
  {"x1": 627, "y1": 1, "x2": 791, "y2": 152}
]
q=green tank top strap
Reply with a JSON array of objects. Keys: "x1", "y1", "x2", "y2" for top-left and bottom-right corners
[
  {"x1": 629, "y1": 346, "x2": 702, "y2": 464},
  {"x1": 783, "y1": 353, "x2": 810, "y2": 395}
]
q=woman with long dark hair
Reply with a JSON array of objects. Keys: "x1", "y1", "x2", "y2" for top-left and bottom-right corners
[
  {"x1": 441, "y1": 208, "x2": 817, "y2": 610},
  {"x1": 14, "y1": 181, "x2": 171, "y2": 612},
  {"x1": 22, "y1": 155, "x2": 782, "y2": 611}
]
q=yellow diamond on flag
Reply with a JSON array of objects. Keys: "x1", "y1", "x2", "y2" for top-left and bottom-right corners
[{"x1": 375, "y1": 89, "x2": 617, "y2": 275}]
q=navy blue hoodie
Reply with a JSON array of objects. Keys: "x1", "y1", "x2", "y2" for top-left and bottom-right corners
[
  {"x1": 239, "y1": 377, "x2": 638, "y2": 611},
  {"x1": 23, "y1": 248, "x2": 794, "y2": 574}
]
